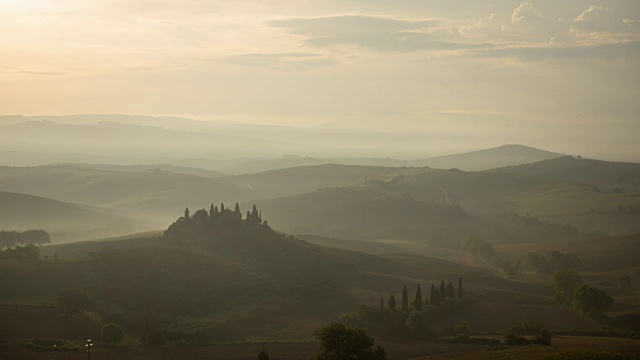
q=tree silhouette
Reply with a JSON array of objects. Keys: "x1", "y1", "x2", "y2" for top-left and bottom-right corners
[
  {"x1": 388, "y1": 295, "x2": 396, "y2": 311},
  {"x1": 401, "y1": 285, "x2": 409, "y2": 312},
  {"x1": 439, "y1": 280, "x2": 446, "y2": 302},
  {"x1": 551, "y1": 269, "x2": 582, "y2": 303},
  {"x1": 429, "y1": 284, "x2": 437, "y2": 305},
  {"x1": 184, "y1": 207, "x2": 190, "y2": 221},
  {"x1": 235, "y1": 203, "x2": 241, "y2": 213},
  {"x1": 414, "y1": 284, "x2": 422, "y2": 311},
  {"x1": 573, "y1": 285, "x2": 613, "y2": 315},
  {"x1": 102, "y1": 322, "x2": 125, "y2": 344}
]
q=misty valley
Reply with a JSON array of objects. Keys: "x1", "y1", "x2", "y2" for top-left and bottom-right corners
[
  {"x1": 2, "y1": 1, "x2": 640, "y2": 358},
  {"x1": 1, "y1": 128, "x2": 639, "y2": 359}
]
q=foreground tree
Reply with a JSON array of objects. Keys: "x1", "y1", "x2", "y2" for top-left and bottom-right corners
[
  {"x1": 56, "y1": 288, "x2": 92, "y2": 317},
  {"x1": 102, "y1": 322, "x2": 125, "y2": 344},
  {"x1": 314, "y1": 323, "x2": 387, "y2": 360},
  {"x1": 551, "y1": 269, "x2": 582, "y2": 303}
]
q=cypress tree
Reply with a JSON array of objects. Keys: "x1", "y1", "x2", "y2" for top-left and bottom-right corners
[
  {"x1": 448, "y1": 281, "x2": 455, "y2": 299},
  {"x1": 388, "y1": 295, "x2": 396, "y2": 311},
  {"x1": 220, "y1": 203, "x2": 225, "y2": 213},
  {"x1": 401, "y1": 285, "x2": 409, "y2": 312},
  {"x1": 414, "y1": 284, "x2": 423, "y2": 311},
  {"x1": 439, "y1": 280, "x2": 446, "y2": 302},
  {"x1": 184, "y1": 207, "x2": 190, "y2": 220},
  {"x1": 246, "y1": 211, "x2": 251, "y2": 221},
  {"x1": 235, "y1": 203, "x2": 240, "y2": 213},
  {"x1": 209, "y1": 203, "x2": 214, "y2": 217},
  {"x1": 252, "y1": 204, "x2": 259, "y2": 222},
  {"x1": 430, "y1": 284, "x2": 437, "y2": 305},
  {"x1": 458, "y1": 278, "x2": 463, "y2": 299}
]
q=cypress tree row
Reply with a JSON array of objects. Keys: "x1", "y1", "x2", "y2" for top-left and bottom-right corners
[{"x1": 439, "y1": 281, "x2": 446, "y2": 303}]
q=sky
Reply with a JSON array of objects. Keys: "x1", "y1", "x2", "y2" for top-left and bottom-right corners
[{"x1": 1, "y1": 1, "x2": 639, "y2": 158}]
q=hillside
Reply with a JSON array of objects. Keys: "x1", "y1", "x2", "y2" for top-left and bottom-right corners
[
  {"x1": 490, "y1": 156, "x2": 640, "y2": 194},
  {"x1": 411, "y1": 145, "x2": 564, "y2": 171},
  {"x1": 0, "y1": 191, "x2": 140, "y2": 242},
  {"x1": 55, "y1": 163, "x2": 227, "y2": 178},
  {"x1": 357, "y1": 168, "x2": 640, "y2": 236},
  {"x1": 0, "y1": 165, "x2": 250, "y2": 223},
  {"x1": 223, "y1": 164, "x2": 429, "y2": 200}
]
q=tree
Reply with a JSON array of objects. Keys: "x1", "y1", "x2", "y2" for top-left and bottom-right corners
[
  {"x1": 618, "y1": 275, "x2": 632, "y2": 295},
  {"x1": 252, "y1": 204, "x2": 259, "y2": 222},
  {"x1": 387, "y1": 295, "x2": 396, "y2": 311},
  {"x1": 573, "y1": 285, "x2": 613, "y2": 316},
  {"x1": 458, "y1": 278, "x2": 463, "y2": 299},
  {"x1": 102, "y1": 322, "x2": 125, "y2": 344},
  {"x1": 551, "y1": 269, "x2": 582, "y2": 303},
  {"x1": 314, "y1": 323, "x2": 387, "y2": 360},
  {"x1": 184, "y1": 207, "x2": 190, "y2": 221},
  {"x1": 56, "y1": 288, "x2": 92, "y2": 317},
  {"x1": 0, "y1": 231, "x2": 21, "y2": 249},
  {"x1": 439, "y1": 280, "x2": 446, "y2": 303},
  {"x1": 401, "y1": 286, "x2": 409, "y2": 312},
  {"x1": 23, "y1": 244, "x2": 40, "y2": 258},
  {"x1": 235, "y1": 203, "x2": 241, "y2": 213},
  {"x1": 414, "y1": 284, "x2": 422, "y2": 311},
  {"x1": 429, "y1": 284, "x2": 437, "y2": 305},
  {"x1": 20, "y1": 230, "x2": 50, "y2": 246},
  {"x1": 446, "y1": 281, "x2": 455, "y2": 299},
  {"x1": 405, "y1": 312, "x2": 426, "y2": 338}
]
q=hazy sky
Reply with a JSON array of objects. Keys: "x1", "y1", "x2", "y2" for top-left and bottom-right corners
[{"x1": 1, "y1": 1, "x2": 639, "y2": 147}]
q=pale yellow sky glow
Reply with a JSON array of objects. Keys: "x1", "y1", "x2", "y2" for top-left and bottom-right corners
[{"x1": 1, "y1": 0, "x2": 639, "y2": 151}]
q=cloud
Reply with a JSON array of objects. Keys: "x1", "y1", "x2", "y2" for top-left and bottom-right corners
[
  {"x1": 573, "y1": 6, "x2": 621, "y2": 32},
  {"x1": 269, "y1": 15, "x2": 478, "y2": 52},
  {"x1": 476, "y1": 40, "x2": 640, "y2": 61},
  {"x1": 220, "y1": 52, "x2": 338, "y2": 68},
  {"x1": 459, "y1": 13, "x2": 504, "y2": 38}
]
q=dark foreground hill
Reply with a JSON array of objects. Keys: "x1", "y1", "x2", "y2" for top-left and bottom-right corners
[{"x1": 0, "y1": 191, "x2": 140, "y2": 241}]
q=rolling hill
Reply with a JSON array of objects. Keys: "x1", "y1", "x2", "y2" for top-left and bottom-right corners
[
  {"x1": 0, "y1": 165, "x2": 250, "y2": 223},
  {"x1": 407, "y1": 144, "x2": 564, "y2": 171},
  {"x1": 490, "y1": 156, "x2": 640, "y2": 195},
  {"x1": 0, "y1": 191, "x2": 141, "y2": 242}
]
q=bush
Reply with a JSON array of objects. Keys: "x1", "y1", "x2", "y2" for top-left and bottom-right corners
[
  {"x1": 533, "y1": 328, "x2": 552, "y2": 345},
  {"x1": 102, "y1": 322, "x2": 125, "y2": 344},
  {"x1": 503, "y1": 332, "x2": 530, "y2": 345}
]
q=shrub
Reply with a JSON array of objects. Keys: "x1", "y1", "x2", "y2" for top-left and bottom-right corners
[
  {"x1": 533, "y1": 328, "x2": 552, "y2": 345},
  {"x1": 503, "y1": 332, "x2": 530, "y2": 345}
]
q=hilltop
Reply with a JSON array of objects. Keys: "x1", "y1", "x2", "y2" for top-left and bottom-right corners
[{"x1": 411, "y1": 145, "x2": 564, "y2": 171}]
